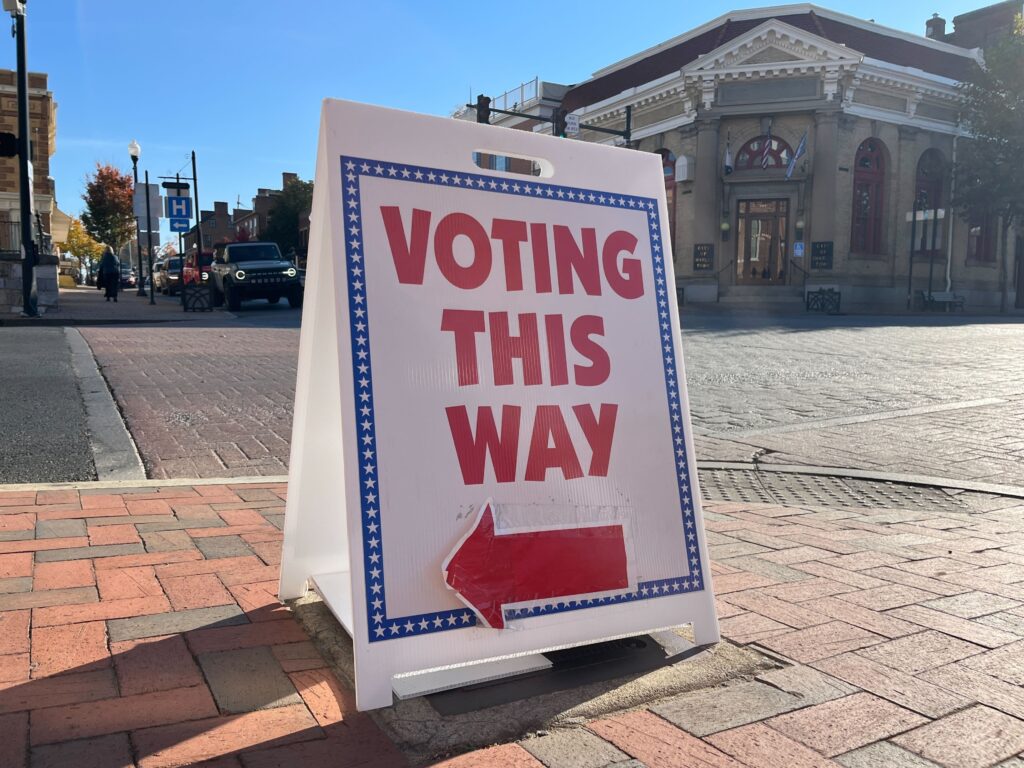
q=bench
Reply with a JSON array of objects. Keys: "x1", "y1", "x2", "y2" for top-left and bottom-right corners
[
  {"x1": 917, "y1": 290, "x2": 965, "y2": 311},
  {"x1": 806, "y1": 288, "x2": 841, "y2": 314}
]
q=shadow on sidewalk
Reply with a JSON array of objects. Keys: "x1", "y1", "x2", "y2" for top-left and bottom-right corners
[{"x1": 0, "y1": 622, "x2": 406, "y2": 768}]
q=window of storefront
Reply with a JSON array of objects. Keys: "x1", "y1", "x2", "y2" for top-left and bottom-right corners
[
  {"x1": 915, "y1": 149, "x2": 945, "y2": 257},
  {"x1": 850, "y1": 139, "x2": 886, "y2": 255},
  {"x1": 967, "y1": 214, "x2": 996, "y2": 262},
  {"x1": 735, "y1": 134, "x2": 794, "y2": 170}
]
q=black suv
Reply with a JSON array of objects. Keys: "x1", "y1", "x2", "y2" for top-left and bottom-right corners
[{"x1": 209, "y1": 242, "x2": 303, "y2": 311}]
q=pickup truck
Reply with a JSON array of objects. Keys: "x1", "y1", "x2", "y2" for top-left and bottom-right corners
[{"x1": 209, "y1": 241, "x2": 303, "y2": 311}]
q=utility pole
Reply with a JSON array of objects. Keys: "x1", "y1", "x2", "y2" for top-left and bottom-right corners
[
  {"x1": 7, "y1": 0, "x2": 36, "y2": 316},
  {"x1": 144, "y1": 169, "x2": 155, "y2": 305},
  {"x1": 192, "y1": 151, "x2": 201, "y2": 253}
]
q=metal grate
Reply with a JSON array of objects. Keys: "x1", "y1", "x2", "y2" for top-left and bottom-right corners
[{"x1": 698, "y1": 469, "x2": 967, "y2": 512}]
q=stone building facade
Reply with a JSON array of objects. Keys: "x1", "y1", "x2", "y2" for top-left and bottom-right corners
[{"x1": 471, "y1": 3, "x2": 1021, "y2": 311}]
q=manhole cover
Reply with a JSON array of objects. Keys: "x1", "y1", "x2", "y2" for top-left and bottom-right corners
[{"x1": 698, "y1": 469, "x2": 967, "y2": 512}]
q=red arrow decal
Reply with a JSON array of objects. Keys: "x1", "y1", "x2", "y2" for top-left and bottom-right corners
[{"x1": 442, "y1": 500, "x2": 629, "y2": 629}]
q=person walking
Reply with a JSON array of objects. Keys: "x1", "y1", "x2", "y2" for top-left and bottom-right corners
[{"x1": 97, "y1": 246, "x2": 120, "y2": 302}]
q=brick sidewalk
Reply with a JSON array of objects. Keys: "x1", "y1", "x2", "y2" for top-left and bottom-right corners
[
  {"x1": 3, "y1": 483, "x2": 1024, "y2": 767},
  {"x1": 80, "y1": 328, "x2": 297, "y2": 478}
]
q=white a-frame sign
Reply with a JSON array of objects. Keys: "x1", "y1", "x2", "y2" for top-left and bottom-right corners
[{"x1": 280, "y1": 99, "x2": 719, "y2": 711}]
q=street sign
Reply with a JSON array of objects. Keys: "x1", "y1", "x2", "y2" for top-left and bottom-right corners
[
  {"x1": 281, "y1": 100, "x2": 719, "y2": 711},
  {"x1": 565, "y1": 113, "x2": 580, "y2": 136},
  {"x1": 132, "y1": 183, "x2": 162, "y2": 220},
  {"x1": 165, "y1": 195, "x2": 193, "y2": 220},
  {"x1": 169, "y1": 218, "x2": 190, "y2": 233}
]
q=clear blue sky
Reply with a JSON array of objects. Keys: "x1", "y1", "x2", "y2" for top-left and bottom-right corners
[{"x1": 12, "y1": 0, "x2": 969, "y2": 242}]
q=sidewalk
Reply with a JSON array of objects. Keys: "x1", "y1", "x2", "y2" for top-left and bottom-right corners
[
  {"x1": 0, "y1": 287, "x2": 234, "y2": 326},
  {"x1": 3, "y1": 479, "x2": 1024, "y2": 767}
]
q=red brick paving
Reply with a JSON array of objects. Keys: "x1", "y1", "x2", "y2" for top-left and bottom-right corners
[
  {"x1": 79, "y1": 328, "x2": 298, "y2": 480},
  {"x1": 3, "y1": 485, "x2": 1024, "y2": 766}
]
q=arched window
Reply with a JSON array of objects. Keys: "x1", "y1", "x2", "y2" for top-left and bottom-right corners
[
  {"x1": 850, "y1": 138, "x2": 886, "y2": 254},
  {"x1": 735, "y1": 134, "x2": 794, "y2": 170},
  {"x1": 655, "y1": 149, "x2": 677, "y2": 242},
  {"x1": 915, "y1": 149, "x2": 945, "y2": 255}
]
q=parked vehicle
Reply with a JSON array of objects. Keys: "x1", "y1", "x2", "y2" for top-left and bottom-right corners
[
  {"x1": 209, "y1": 241, "x2": 303, "y2": 311},
  {"x1": 152, "y1": 260, "x2": 165, "y2": 292},
  {"x1": 159, "y1": 256, "x2": 184, "y2": 296},
  {"x1": 119, "y1": 262, "x2": 137, "y2": 289},
  {"x1": 183, "y1": 251, "x2": 213, "y2": 285}
]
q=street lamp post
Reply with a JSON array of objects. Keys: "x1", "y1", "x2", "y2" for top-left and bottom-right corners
[
  {"x1": 7, "y1": 0, "x2": 36, "y2": 316},
  {"x1": 128, "y1": 140, "x2": 146, "y2": 296}
]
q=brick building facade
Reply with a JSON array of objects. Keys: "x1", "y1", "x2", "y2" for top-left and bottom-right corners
[
  {"x1": 184, "y1": 172, "x2": 298, "y2": 251},
  {"x1": 0, "y1": 70, "x2": 58, "y2": 312}
]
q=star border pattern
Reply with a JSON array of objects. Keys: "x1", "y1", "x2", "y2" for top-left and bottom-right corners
[{"x1": 339, "y1": 156, "x2": 704, "y2": 643}]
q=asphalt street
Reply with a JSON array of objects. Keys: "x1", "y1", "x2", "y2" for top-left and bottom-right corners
[{"x1": 0, "y1": 327, "x2": 95, "y2": 483}]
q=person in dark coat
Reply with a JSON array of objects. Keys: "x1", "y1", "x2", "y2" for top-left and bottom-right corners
[{"x1": 97, "y1": 246, "x2": 120, "y2": 302}]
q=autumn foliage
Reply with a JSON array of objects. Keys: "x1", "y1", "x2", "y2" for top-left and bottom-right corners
[{"x1": 81, "y1": 163, "x2": 135, "y2": 251}]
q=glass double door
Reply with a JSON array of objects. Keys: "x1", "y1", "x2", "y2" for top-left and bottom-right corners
[{"x1": 736, "y1": 199, "x2": 789, "y2": 285}]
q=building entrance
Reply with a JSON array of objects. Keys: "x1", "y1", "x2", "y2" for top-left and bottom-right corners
[{"x1": 736, "y1": 199, "x2": 789, "y2": 285}]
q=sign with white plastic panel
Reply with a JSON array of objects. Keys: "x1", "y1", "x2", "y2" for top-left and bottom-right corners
[{"x1": 280, "y1": 99, "x2": 719, "y2": 711}]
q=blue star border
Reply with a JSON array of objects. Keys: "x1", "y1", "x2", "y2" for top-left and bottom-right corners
[{"x1": 339, "y1": 156, "x2": 705, "y2": 643}]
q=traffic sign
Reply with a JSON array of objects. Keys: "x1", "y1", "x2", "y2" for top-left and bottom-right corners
[
  {"x1": 281, "y1": 100, "x2": 719, "y2": 711},
  {"x1": 165, "y1": 195, "x2": 193, "y2": 220},
  {"x1": 565, "y1": 113, "x2": 580, "y2": 136},
  {"x1": 132, "y1": 183, "x2": 161, "y2": 220},
  {"x1": 169, "y1": 218, "x2": 190, "y2": 233}
]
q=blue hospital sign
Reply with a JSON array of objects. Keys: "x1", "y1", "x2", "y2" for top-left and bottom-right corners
[{"x1": 165, "y1": 196, "x2": 193, "y2": 220}]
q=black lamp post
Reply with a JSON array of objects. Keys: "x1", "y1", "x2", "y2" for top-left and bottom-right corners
[
  {"x1": 128, "y1": 139, "x2": 146, "y2": 296},
  {"x1": 7, "y1": 0, "x2": 36, "y2": 316}
]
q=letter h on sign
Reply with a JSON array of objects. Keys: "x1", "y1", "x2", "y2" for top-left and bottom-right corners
[{"x1": 165, "y1": 196, "x2": 193, "y2": 220}]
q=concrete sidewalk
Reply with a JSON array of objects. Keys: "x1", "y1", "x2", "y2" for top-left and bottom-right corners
[
  {"x1": 0, "y1": 287, "x2": 234, "y2": 326},
  {"x1": 2, "y1": 478, "x2": 1024, "y2": 767}
]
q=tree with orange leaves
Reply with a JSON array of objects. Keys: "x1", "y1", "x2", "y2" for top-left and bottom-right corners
[{"x1": 81, "y1": 163, "x2": 135, "y2": 252}]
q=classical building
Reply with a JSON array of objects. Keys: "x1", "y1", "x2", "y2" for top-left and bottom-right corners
[{"x1": 465, "y1": 2, "x2": 1022, "y2": 311}]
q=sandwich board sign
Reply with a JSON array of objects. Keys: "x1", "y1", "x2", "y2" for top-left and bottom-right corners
[{"x1": 280, "y1": 99, "x2": 719, "y2": 711}]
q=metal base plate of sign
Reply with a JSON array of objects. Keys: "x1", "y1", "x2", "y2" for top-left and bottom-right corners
[{"x1": 281, "y1": 99, "x2": 719, "y2": 710}]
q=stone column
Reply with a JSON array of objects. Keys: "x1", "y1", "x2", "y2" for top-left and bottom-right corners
[
  {"x1": 693, "y1": 118, "x2": 720, "y2": 246},
  {"x1": 810, "y1": 111, "x2": 839, "y2": 244}
]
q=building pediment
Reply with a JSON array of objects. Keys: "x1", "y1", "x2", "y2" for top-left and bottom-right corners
[
  {"x1": 682, "y1": 20, "x2": 862, "y2": 107},
  {"x1": 684, "y1": 20, "x2": 863, "y2": 75}
]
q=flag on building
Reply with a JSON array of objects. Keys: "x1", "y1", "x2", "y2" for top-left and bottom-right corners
[
  {"x1": 723, "y1": 142, "x2": 734, "y2": 175},
  {"x1": 786, "y1": 130, "x2": 808, "y2": 180},
  {"x1": 761, "y1": 123, "x2": 772, "y2": 169}
]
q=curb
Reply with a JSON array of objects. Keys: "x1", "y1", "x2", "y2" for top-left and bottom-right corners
[
  {"x1": 2, "y1": 463, "x2": 1021, "y2": 500},
  {"x1": 0, "y1": 316, "x2": 227, "y2": 327},
  {"x1": 0, "y1": 474, "x2": 289, "y2": 492},
  {"x1": 64, "y1": 328, "x2": 147, "y2": 482},
  {"x1": 698, "y1": 460, "x2": 1024, "y2": 500}
]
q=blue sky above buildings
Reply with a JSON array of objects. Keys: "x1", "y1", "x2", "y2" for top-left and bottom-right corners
[{"x1": 11, "y1": 0, "x2": 974, "y2": 239}]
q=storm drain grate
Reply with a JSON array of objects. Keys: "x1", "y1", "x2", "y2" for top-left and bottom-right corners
[{"x1": 698, "y1": 469, "x2": 967, "y2": 512}]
